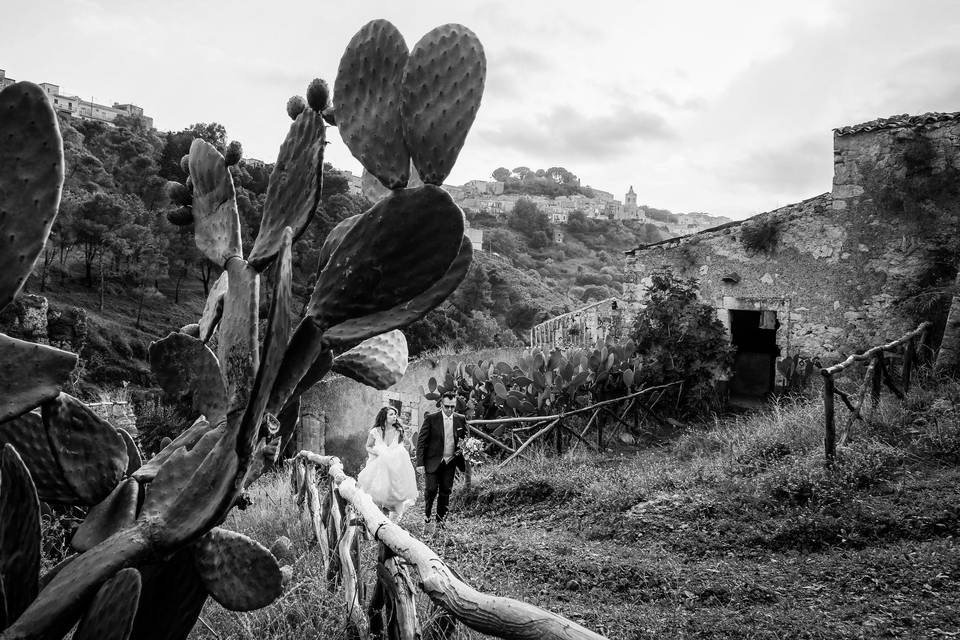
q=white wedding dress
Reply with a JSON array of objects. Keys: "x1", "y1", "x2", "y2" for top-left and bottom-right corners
[{"x1": 357, "y1": 427, "x2": 418, "y2": 513}]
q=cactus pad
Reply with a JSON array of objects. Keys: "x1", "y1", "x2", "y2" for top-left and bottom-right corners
[
  {"x1": 243, "y1": 228, "x2": 293, "y2": 442},
  {"x1": 72, "y1": 478, "x2": 139, "y2": 552},
  {"x1": 198, "y1": 270, "x2": 228, "y2": 343},
  {"x1": 268, "y1": 318, "x2": 332, "y2": 416},
  {"x1": 401, "y1": 24, "x2": 486, "y2": 185},
  {"x1": 118, "y1": 428, "x2": 142, "y2": 475},
  {"x1": 130, "y1": 549, "x2": 207, "y2": 640},
  {"x1": 335, "y1": 19, "x2": 411, "y2": 189},
  {"x1": 149, "y1": 332, "x2": 228, "y2": 426},
  {"x1": 0, "y1": 573, "x2": 7, "y2": 629},
  {"x1": 134, "y1": 419, "x2": 213, "y2": 486},
  {"x1": 42, "y1": 393, "x2": 129, "y2": 506},
  {"x1": 247, "y1": 108, "x2": 325, "y2": 270},
  {"x1": 324, "y1": 235, "x2": 472, "y2": 344},
  {"x1": 218, "y1": 259, "x2": 259, "y2": 429},
  {"x1": 0, "y1": 82, "x2": 65, "y2": 312},
  {"x1": 314, "y1": 212, "x2": 361, "y2": 274},
  {"x1": 307, "y1": 185, "x2": 463, "y2": 330},
  {"x1": 0, "y1": 411, "x2": 76, "y2": 503},
  {"x1": 0, "y1": 333, "x2": 78, "y2": 423},
  {"x1": 0, "y1": 444, "x2": 41, "y2": 621},
  {"x1": 187, "y1": 138, "x2": 243, "y2": 267},
  {"x1": 192, "y1": 528, "x2": 282, "y2": 611},
  {"x1": 331, "y1": 330, "x2": 409, "y2": 389},
  {"x1": 73, "y1": 567, "x2": 141, "y2": 640}
]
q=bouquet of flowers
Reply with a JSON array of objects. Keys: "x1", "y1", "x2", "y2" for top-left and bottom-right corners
[{"x1": 458, "y1": 436, "x2": 489, "y2": 465}]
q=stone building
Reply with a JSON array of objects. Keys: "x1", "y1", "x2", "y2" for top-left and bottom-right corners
[
  {"x1": 626, "y1": 112, "x2": 960, "y2": 397},
  {"x1": 0, "y1": 69, "x2": 154, "y2": 128}
]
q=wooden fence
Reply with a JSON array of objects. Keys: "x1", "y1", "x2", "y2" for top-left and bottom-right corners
[
  {"x1": 820, "y1": 321, "x2": 931, "y2": 461},
  {"x1": 292, "y1": 452, "x2": 606, "y2": 640},
  {"x1": 464, "y1": 381, "x2": 681, "y2": 470}
]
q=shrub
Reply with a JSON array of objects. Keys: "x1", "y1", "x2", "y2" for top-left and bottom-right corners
[
  {"x1": 630, "y1": 271, "x2": 734, "y2": 416},
  {"x1": 739, "y1": 218, "x2": 780, "y2": 256}
]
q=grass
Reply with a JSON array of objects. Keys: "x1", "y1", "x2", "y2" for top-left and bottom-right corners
[{"x1": 188, "y1": 373, "x2": 960, "y2": 639}]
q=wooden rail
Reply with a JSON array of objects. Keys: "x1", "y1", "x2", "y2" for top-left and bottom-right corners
[
  {"x1": 292, "y1": 451, "x2": 607, "y2": 640},
  {"x1": 820, "y1": 321, "x2": 930, "y2": 461}
]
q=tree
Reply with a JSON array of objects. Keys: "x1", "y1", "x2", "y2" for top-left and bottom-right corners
[
  {"x1": 133, "y1": 241, "x2": 169, "y2": 328},
  {"x1": 452, "y1": 264, "x2": 493, "y2": 312},
  {"x1": 71, "y1": 193, "x2": 135, "y2": 288},
  {"x1": 629, "y1": 271, "x2": 734, "y2": 415},
  {"x1": 491, "y1": 167, "x2": 510, "y2": 182},
  {"x1": 185, "y1": 122, "x2": 228, "y2": 153},
  {"x1": 508, "y1": 198, "x2": 552, "y2": 247},
  {"x1": 512, "y1": 166, "x2": 533, "y2": 181}
]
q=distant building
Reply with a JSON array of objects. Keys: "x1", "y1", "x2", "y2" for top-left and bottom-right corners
[
  {"x1": 1, "y1": 69, "x2": 153, "y2": 129},
  {"x1": 464, "y1": 219, "x2": 484, "y2": 252}
]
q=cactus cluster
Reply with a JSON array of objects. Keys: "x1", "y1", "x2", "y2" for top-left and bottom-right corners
[
  {"x1": 424, "y1": 342, "x2": 642, "y2": 419},
  {"x1": 0, "y1": 17, "x2": 483, "y2": 640}
]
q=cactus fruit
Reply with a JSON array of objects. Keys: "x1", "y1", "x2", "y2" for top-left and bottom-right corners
[
  {"x1": 148, "y1": 332, "x2": 228, "y2": 426},
  {"x1": 331, "y1": 330, "x2": 409, "y2": 389},
  {"x1": 401, "y1": 24, "x2": 486, "y2": 185},
  {"x1": 335, "y1": 19, "x2": 411, "y2": 189},
  {"x1": 0, "y1": 82, "x2": 65, "y2": 312},
  {"x1": 321, "y1": 105, "x2": 336, "y2": 127},
  {"x1": 224, "y1": 140, "x2": 243, "y2": 166},
  {"x1": 247, "y1": 107, "x2": 325, "y2": 270},
  {"x1": 187, "y1": 138, "x2": 243, "y2": 267},
  {"x1": 286, "y1": 95, "x2": 307, "y2": 121},
  {"x1": 325, "y1": 235, "x2": 472, "y2": 345},
  {"x1": 179, "y1": 322, "x2": 201, "y2": 338},
  {"x1": 72, "y1": 567, "x2": 141, "y2": 640},
  {"x1": 166, "y1": 205, "x2": 194, "y2": 226},
  {"x1": 307, "y1": 185, "x2": 464, "y2": 331},
  {"x1": 192, "y1": 528, "x2": 282, "y2": 611},
  {"x1": 306, "y1": 78, "x2": 330, "y2": 112},
  {"x1": 179, "y1": 153, "x2": 190, "y2": 175},
  {"x1": 0, "y1": 333, "x2": 77, "y2": 422},
  {"x1": 0, "y1": 445, "x2": 40, "y2": 622},
  {"x1": 165, "y1": 181, "x2": 192, "y2": 207}
]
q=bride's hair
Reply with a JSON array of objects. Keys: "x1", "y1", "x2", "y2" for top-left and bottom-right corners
[{"x1": 374, "y1": 405, "x2": 404, "y2": 442}]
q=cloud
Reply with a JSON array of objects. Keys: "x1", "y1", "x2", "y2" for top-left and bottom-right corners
[
  {"x1": 719, "y1": 134, "x2": 832, "y2": 195},
  {"x1": 480, "y1": 103, "x2": 674, "y2": 159},
  {"x1": 484, "y1": 46, "x2": 555, "y2": 99}
]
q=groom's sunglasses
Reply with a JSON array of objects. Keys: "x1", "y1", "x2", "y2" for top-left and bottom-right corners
[{"x1": 441, "y1": 403, "x2": 456, "y2": 409}]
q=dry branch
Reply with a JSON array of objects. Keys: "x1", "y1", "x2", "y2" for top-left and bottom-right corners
[{"x1": 295, "y1": 452, "x2": 606, "y2": 640}]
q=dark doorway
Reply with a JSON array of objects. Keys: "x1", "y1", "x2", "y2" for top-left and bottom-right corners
[{"x1": 728, "y1": 309, "x2": 779, "y2": 399}]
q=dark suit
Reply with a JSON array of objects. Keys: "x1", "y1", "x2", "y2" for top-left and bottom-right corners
[{"x1": 416, "y1": 410, "x2": 466, "y2": 522}]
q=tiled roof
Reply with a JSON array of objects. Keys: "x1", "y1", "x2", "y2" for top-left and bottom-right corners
[{"x1": 834, "y1": 112, "x2": 960, "y2": 136}]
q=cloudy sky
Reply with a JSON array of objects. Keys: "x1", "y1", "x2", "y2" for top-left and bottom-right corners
[{"x1": 3, "y1": 0, "x2": 959, "y2": 219}]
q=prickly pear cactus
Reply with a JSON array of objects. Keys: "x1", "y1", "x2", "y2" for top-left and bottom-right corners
[{"x1": 0, "y1": 17, "x2": 484, "y2": 640}]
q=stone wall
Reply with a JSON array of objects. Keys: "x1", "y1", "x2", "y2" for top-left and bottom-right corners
[
  {"x1": 300, "y1": 347, "x2": 521, "y2": 473},
  {"x1": 627, "y1": 115, "x2": 960, "y2": 374}
]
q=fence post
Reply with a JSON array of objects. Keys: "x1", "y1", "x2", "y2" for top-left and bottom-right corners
[
  {"x1": 822, "y1": 371, "x2": 835, "y2": 462},
  {"x1": 902, "y1": 337, "x2": 916, "y2": 392},
  {"x1": 870, "y1": 353, "x2": 883, "y2": 402}
]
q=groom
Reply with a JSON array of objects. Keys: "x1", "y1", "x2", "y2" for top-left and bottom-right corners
[{"x1": 416, "y1": 392, "x2": 466, "y2": 529}]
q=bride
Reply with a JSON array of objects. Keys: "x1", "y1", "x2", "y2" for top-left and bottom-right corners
[{"x1": 357, "y1": 406, "x2": 418, "y2": 521}]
